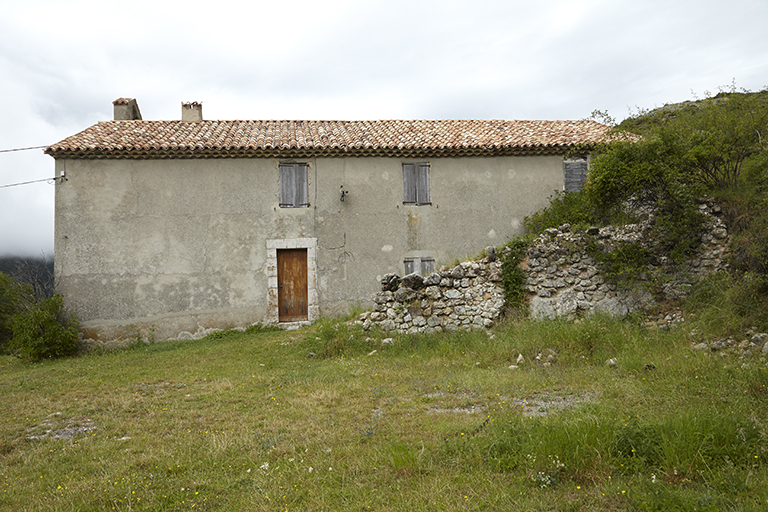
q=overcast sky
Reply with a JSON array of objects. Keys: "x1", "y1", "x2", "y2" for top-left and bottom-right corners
[{"x1": 1, "y1": 0, "x2": 766, "y2": 257}]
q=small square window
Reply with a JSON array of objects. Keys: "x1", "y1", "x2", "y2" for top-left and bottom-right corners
[
  {"x1": 404, "y1": 256, "x2": 434, "y2": 276},
  {"x1": 280, "y1": 163, "x2": 309, "y2": 207},
  {"x1": 403, "y1": 162, "x2": 430, "y2": 205}
]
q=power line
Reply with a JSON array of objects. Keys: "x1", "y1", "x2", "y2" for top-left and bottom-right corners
[
  {"x1": 0, "y1": 176, "x2": 62, "y2": 189},
  {"x1": 0, "y1": 145, "x2": 47, "y2": 153}
]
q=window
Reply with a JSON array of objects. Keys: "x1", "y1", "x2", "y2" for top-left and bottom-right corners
[
  {"x1": 280, "y1": 163, "x2": 309, "y2": 207},
  {"x1": 563, "y1": 157, "x2": 588, "y2": 192},
  {"x1": 403, "y1": 162, "x2": 430, "y2": 205},
  {"x1": 404, "y1": 257, "x2": 435, "y2": 276}
]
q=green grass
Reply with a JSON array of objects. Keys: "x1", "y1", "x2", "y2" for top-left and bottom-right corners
[{"x1": 1, "y1": 314, "x2": 766, "y2": 511}]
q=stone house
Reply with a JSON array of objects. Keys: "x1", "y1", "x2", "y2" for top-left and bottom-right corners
[{"x1": 45, "y1": 98, "x2": 609, "y2": 342}]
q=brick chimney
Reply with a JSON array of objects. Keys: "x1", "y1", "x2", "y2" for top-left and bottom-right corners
[
  {"x1": 182, "y1": 101, "x2": 203, "y2": 122},
  {"x1": 113, "y1": 98, "x2": 142, "y2": 120}
]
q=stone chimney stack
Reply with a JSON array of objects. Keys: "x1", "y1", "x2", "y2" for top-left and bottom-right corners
[
  {"x1": 113, "y1": 98, "x2": 142, "y2": 120},
  {"x1": 182, "y1": 101, "x2": 203, "y2": 122}
]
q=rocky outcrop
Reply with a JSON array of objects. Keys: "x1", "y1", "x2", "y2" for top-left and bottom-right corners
[{"x1": 359, "y1": 258, "x2": 505, "y2": 334}]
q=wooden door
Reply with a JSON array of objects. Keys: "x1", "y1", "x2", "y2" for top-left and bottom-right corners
[{"x1": 277, "y1": 249, "x2": 308, "y2": 322}]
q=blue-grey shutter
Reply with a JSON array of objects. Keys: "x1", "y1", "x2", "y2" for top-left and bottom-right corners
[
  {"x1": 417, "y1": 163, "x2": 430, "y2": 205},
  {"x1": 403, "y1": 163, "x2": 416, "y2": 204},
  {"x1": 296, "y1": 163, "x2": 308, "y2": 206},
  {"x1": 280, "y1": 164, "x2": 294, "y2": 207},
  {"x1": 564, "y1": 159, "x2": 588, "y2": 192},
  {"x1": 420, "y1": 257, "x2": 434, "y2": 276},
  {"x1": 404, "y1": 258, "x2": 416, "y2": 275},
  {"x1": 280, "y1": 163, "x2": 309, "y2": 207}
]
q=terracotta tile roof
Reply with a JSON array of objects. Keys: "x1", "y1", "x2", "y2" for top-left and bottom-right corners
[{"x1": 45, "y1": 119, "x2": 611, "y2": 159}]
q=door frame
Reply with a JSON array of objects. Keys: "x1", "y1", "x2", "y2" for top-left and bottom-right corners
[{"x1": 266, "y1": 238, "x2": 318, "y2": 325}]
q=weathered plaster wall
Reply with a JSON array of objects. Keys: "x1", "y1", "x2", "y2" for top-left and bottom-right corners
[{"x1": 54, "y1": 154, "x2": 565, "y2": 342}]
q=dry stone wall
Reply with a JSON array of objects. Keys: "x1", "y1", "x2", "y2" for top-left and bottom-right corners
[
  {"x1": 525, "y1": 199, "x2": 729, "y2": 320},
  {"x1": 361, "y1": 199, "x2": 729, "y2": 333},
  {"x1": 359, "y1": 254, "x2": 505, "y2": 334}
]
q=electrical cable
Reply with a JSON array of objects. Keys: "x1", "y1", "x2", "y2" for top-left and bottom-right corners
[
  {"x1": 0, "y1": 145, "x2": 47, "y2": 154},
  {"x1": 0, "y1": 177, "x2": 61, "y2": 189}
]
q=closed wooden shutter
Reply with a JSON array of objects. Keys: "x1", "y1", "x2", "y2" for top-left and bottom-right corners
[
  {"x1": 403, "y1": 163, "x2": 430, "y2": 205},
  {"x1": 420, "y1": 257, "x2": 434, "y2": 276},
  {"x1": 403, "y1": 163, "x2": 416, "y2": 204},
  {"x1": 295, "y1": 164, "x2": 308, "y2": 206},
  {"x1": 416, "y1": 163, "x2": 430, "y2": 205},
  {"x1": 564, "y1": 159, "x2": 588, "y2": 192},
  {"x1": 280, "y1": 163, "x2": 309, "y2": 207}
]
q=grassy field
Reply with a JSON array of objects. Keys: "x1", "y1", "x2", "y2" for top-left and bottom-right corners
[{"x1": 1, "y1": 314, "x2": 766, "y2": 511}]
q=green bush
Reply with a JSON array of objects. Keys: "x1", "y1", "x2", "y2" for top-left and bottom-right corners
[
  {"x1": 8, "y1": 294, "x2": 79, "y2": 361},
  {"x1": 523, "y1": 190, "x2": 601, "y2": 235},
  {"x1": 0, "y1": 272, "x2": 33, "y2": 353},
  {"x1": 499, "y1": 237, "x2": 530, "y2": 312}
]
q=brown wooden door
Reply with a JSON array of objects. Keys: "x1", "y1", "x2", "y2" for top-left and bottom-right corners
[{"x1": 277, "y1": 249, "x2": 308, "y2": 322}]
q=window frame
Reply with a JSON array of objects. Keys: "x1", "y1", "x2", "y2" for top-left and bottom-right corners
[
  {"x1": 402, "y1": 162, "x2": 431, "y2": 206},
  {"x1": 279, "y1": 163, "x2": 309, "y2": 208}
]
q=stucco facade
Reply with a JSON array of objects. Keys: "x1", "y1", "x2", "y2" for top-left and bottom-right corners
[{"x1": 47, "y1": 100, "x2": 608, "y2": 341}]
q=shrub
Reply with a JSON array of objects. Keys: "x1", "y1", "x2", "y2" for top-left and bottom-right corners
[
  {"x1": 8, "y1": 294, "x2": 79, "y2": 361},
  {"x1": 0, "y1": 272, "x2": 34, "y2": 353},
  {"x1": 523, "y1": 190, "x2": 601, "y2": 235},
  {"x1": 499, "y1": 237, "x2": 530, "y2": 312}
]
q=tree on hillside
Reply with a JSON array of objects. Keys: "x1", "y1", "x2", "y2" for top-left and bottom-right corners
[
  {"x1": 611, "y1": 86, "x2": 768, "y2": 190},
  {"x1": 676, "y1": 90, "x2": 768, "y2": 189},
  {"x1": 11, "y1": 256, "x2": 55, "y2": 302},
  {"x1": 584, "y1": 87, "x2": 768, "y2": 262}
]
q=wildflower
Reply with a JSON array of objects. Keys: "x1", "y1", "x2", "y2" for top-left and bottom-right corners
[{"x1": 260, "y1": 462, "x2": 269, "y2": 471}]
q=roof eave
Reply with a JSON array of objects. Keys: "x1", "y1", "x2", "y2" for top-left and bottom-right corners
[{"x1": 44, "y1": 143, "x2": 592, "y2": 160}]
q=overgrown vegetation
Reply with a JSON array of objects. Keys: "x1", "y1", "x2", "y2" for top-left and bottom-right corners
[
  {"x1": 499, "y1": 236, "x2": 531, "y2": 312},
  {"x1": 0, "y1": 267, "x2": 78, "y2": 361},
  {"x1": 0, "y1": 272, "x2": 34, "y2": 354},
  {"x1": 7, "y1": 294, "x2": 79, "y2": 361},
  {"x1": 522, "y1": 85, "x2": 768, "y2": 294}
]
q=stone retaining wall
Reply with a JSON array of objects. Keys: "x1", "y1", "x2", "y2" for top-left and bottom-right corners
[
  {"x1": 359, "y1": 256, "x2": 505, "y2": 334},
  {"x1": 361, "y1": 199, "x2": 729, "y2": 332},
  {"x1": 525, "y1": 199, "x2": 729, "y2": 320}
]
